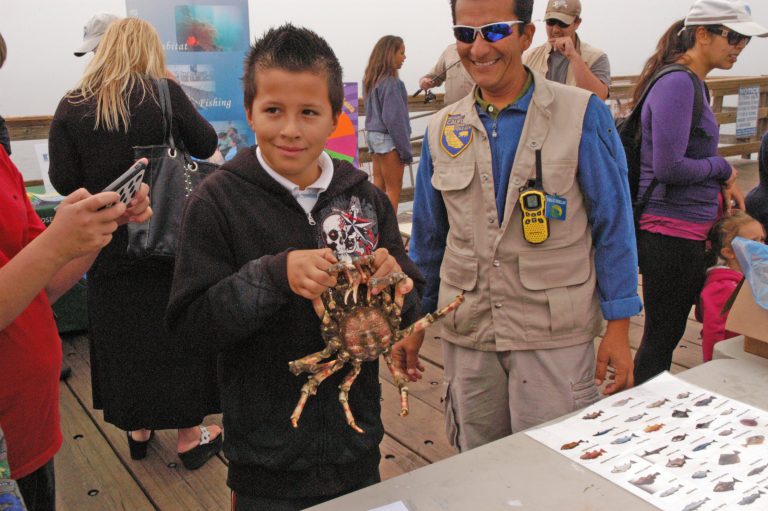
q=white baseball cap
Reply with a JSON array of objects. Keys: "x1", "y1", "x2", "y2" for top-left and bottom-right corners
[
  {"x1": 685, "y1": 0, "x2": 768, "y2": 37},
  {"x1": 74, "y1": 13, "x2": 120, "y2": 57}
]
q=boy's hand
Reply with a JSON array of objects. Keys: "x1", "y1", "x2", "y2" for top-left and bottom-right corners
[
  {"x1": 392, "y1": 330, "x2": 426, "y2": 382},
  {"x1": 287, "y1": 248, "x2": 338, "y2": 300},
  {"x1": 369, "y1": 248, "x2": 413, "y2": 296},
  {"x1": 117, "y1": 183, "x2": 152, "y2": 225},
  {"x1": 46, "y1": 188, "x2": 125, "y2": 262}
]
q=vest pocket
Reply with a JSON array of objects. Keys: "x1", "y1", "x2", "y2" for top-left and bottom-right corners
[
  {"x1": 431, "y1": 163, "x2": 475, "y2": 191},
  {"x1": 432, "y1": 164, "x2": 475, "y2": 244},
  {"x1": 438, "y1": 248, "x2": 478, "y2": 335},
  {"x1": 518, "y1": 243, "x2": 592, "y2": 336}
]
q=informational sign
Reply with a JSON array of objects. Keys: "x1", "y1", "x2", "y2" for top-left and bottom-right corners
[
  {"x1": 527, "y1": 372, "x2": 768, "y2": 511},
  {"x1": 736, "y1": 85, "x2": 760, "y2": 138},
  {"x1": 325, "y1": 82, "x2": 360, "y2": 167},
  {"x1": 125, "y1": 0, "x2": 252, "y2": 150}
]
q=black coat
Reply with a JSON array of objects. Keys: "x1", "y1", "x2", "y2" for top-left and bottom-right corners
[{"x1": 48, "y1": 80, "x2": 220, "y2": 430}]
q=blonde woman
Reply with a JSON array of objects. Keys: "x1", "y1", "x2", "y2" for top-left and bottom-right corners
[
  {"x1": 48, "y1": 18, "x2": 222, "y2": 470},
  {"x1": 363, "y1": 35, "x2": 411, "y2": 211}
]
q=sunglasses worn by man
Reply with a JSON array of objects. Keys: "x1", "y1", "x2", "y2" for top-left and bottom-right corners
[
  {"x1": 706, "y1": 25, "x2": 751, "y2": 46},
  {"x1": 453, "y1": 20, "x2": 524, "y2": 44},
  {"x1": 546, "y1": 18, "x2": 571, "y2": 29}
]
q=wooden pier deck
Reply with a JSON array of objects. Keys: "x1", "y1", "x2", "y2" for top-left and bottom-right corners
[{"x1": 50, "y1": 158, "x2": 759, "y2": 510}]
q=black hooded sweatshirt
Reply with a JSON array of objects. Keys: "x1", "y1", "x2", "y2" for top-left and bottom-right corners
[{"x1": 166, "y1": 147, "x2": 424, "y2": 498}]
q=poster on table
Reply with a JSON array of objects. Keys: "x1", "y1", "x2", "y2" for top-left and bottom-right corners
[
  {"x1": 527, "y1": 372, "x2": 768, "y2": 511},
  {"x1": 125, "y1": 0, "x2": 253, "y2": 157},
  {"x1": 326, "y1": 82, "x2": 359, "y2": 167}
]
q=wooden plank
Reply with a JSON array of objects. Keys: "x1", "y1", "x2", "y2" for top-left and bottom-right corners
[
  {"x1": 57, "y1": 384, "x2": 155, "y2": 511},
  {"x1": 715, "y1": 106, "x2": 768, "y2": 124},
  {"x1": 418, "y1": 333, "x2": 444, "y2": 369},
  {"x1": 379, "y1": 434, "x2": 429, "y2": 481},
  {"x1": 6, "y1": 115, "x2": 52, "y2": 141},
  {"x1": 63, "y1": 336, "x2": 231, "y2": 511},
  {"x1": 379, "y1": 358, "x2": 444, "y2": 413},
  {"x1": 718, "y1": 141, "x2": 761, "y2": 157},
  {"x1": 379, "y1": 379, "x2": 455, "y2": 464}
]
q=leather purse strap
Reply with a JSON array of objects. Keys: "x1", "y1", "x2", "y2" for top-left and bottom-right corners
[{"x1": 156, "y1": 78, "x2": 176, "y2": 150}]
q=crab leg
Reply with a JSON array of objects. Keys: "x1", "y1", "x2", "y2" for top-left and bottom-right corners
[
  {"x1": 288, "y1": 337, "x2": 342, "y2": 375},
  {"x1": 368, "y1": 272, "x2": 408, "y2": 304},
  {"x1": 347, "y1": 255, "x2": 375, "y2": 304},
  {"x1": 383, "y1": 350, "x2": 410, "y2": 417},
  {"x1": 396, "y1": 294, "x2": 465, "y2": 339},
  {"x1": 338, "y1": 361, "x2": 364, "y2": 433},
  {"x1": 291, "y1": 359, "x2": 346, "y2": 428}
]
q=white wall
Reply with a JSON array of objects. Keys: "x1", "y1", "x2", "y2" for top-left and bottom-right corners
[{"x1": 2, "y1": 0, "x2": 767, "y2": 117}]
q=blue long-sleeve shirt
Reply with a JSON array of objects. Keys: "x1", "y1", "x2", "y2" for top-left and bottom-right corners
[{"x1": 411, "y1": 91, "x2": 643, "y2": 322}]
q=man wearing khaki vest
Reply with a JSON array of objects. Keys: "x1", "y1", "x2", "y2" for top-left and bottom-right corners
[
  {"x1": 523, "y1": 0, "x2": 610, "y2": 99},
  {"x1": 402, "y1": 0, "x2": 642, "y2": 452},
  {"x1": 418, "y1": 43, "x2": 476, "y2": 105}
]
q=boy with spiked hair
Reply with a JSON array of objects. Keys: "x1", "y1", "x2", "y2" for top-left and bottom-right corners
[{"x1": 167, "y1": 24, "x2": 424, "y2": 509}]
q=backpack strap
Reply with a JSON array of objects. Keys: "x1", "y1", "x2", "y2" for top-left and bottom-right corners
[{"x1": 633, "y1": 65, "x2": 706, "y2": 216}]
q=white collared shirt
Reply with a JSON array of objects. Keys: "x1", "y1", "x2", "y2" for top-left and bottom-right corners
[{"x1": 256, "y1": 147, "x2": 334, "y2": 214}]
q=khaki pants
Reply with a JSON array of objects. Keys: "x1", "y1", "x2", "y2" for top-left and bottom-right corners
[{"x1": 442, "y1": 341, "x2": 599, "y2": 452}]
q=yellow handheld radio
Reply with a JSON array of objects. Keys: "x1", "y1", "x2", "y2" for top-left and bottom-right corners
[{"x1": 518, "y1": 150, "x2": 549, "y2": 244}]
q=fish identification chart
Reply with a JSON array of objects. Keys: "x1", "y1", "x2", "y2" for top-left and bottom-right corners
[{"x1": 527, "y1": 372, "x2": 768, "y2": 511}]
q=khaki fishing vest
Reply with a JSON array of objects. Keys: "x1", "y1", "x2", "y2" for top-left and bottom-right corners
[
  {"x1": 426, "y1": 70, "x2": 603, "y2": 352},
  {"x1": 523, "y1": 38, "x2": 605, "y2": 87}
]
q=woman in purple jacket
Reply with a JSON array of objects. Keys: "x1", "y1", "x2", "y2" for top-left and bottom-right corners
[
  {"x1": 632, "y1": 0, "x2": 766, "y2": 384},
  {"x1": 363, "y1": 36, "x2": 412, "y2": 211}
]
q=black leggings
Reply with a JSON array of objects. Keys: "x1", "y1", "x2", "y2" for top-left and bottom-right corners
[
  {"x1": 633, "y1": 230, "x2": 708, "y2": 385},
  {"x1": 17, "y1": 458, "x2": 55, "y2": 511}
]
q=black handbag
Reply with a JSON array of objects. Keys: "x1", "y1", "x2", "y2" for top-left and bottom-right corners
[{"x1": 127, "y1": 78, "x2": 218, "y2": 259}]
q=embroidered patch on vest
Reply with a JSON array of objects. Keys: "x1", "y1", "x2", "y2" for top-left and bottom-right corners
[{"x1": 440, "y1": 114, "x2": 473, "y2": 158}]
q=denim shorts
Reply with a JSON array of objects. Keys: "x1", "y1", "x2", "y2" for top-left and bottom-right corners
[{"x1": 366, "y1": 131, "x2": 396, "y2": 154}]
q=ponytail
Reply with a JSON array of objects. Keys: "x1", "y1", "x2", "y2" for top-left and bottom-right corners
[
  {"x1": 705, "y1": 210, "x2": 760, "y2": 268},
  {"x1": 632, "y1": 20, "x2": 697, "y2": 106}
]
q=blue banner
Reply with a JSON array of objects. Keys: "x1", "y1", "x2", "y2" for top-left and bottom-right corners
[{"x1": 126, "y1": 0, "x2": 253, "y2": 150}]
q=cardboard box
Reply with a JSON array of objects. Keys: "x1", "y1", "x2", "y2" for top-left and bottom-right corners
[{"x1": 725, "y1": 281, "x2": 768, "y2": 358}]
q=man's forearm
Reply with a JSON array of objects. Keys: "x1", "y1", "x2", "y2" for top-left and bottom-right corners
[{"x1": 569, "y1": 56, "x2": 609, "y2": 99}]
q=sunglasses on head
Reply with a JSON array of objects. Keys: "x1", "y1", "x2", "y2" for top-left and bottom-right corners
[
  {"x1": 545, "y1": 18, "x2": 571, "y2": 29},
  {"x1": 452, "y1": 20, "x2": 524, "y2": 44},
  {"x1": 706, "y1": 26, "x2": 751, "y2": 46}
]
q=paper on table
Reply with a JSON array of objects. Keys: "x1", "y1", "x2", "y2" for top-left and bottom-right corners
[
  {"x1": 368, "y1": 502, "x2": 409, "y2": 511},
  {"x1": 527, "y1": 372, "x2": 768, "y2": 511}
]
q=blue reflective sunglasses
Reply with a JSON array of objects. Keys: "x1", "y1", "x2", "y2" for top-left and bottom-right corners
[{"x1": 452, "y1": 20, "x2": 525, "y2": 44}]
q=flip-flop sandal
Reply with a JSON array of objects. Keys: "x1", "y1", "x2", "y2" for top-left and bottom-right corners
[{"x1": 178, "y1": 425, "x2": 223, "y2": 470}]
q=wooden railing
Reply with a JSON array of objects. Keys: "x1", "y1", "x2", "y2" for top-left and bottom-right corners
[
  {"x1": 609, "y1": 75, "x2": 768, "y2": 158},
  {"x1": 10, "y1": 75, "x2": 767, "y2": 192}
]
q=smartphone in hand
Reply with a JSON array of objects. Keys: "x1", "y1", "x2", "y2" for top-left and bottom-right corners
[{"x1": 100, "y1": 158, "x2": 148, "y2": 209}]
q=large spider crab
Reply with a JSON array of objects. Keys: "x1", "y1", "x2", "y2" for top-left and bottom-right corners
[{"x1": 289, "y1": 254, "x2": 464, "y2": 433}]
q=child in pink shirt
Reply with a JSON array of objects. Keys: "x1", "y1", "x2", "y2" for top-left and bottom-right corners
[{"x1": 698, "y1": 211, "x2": 766, "y2": 361}]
